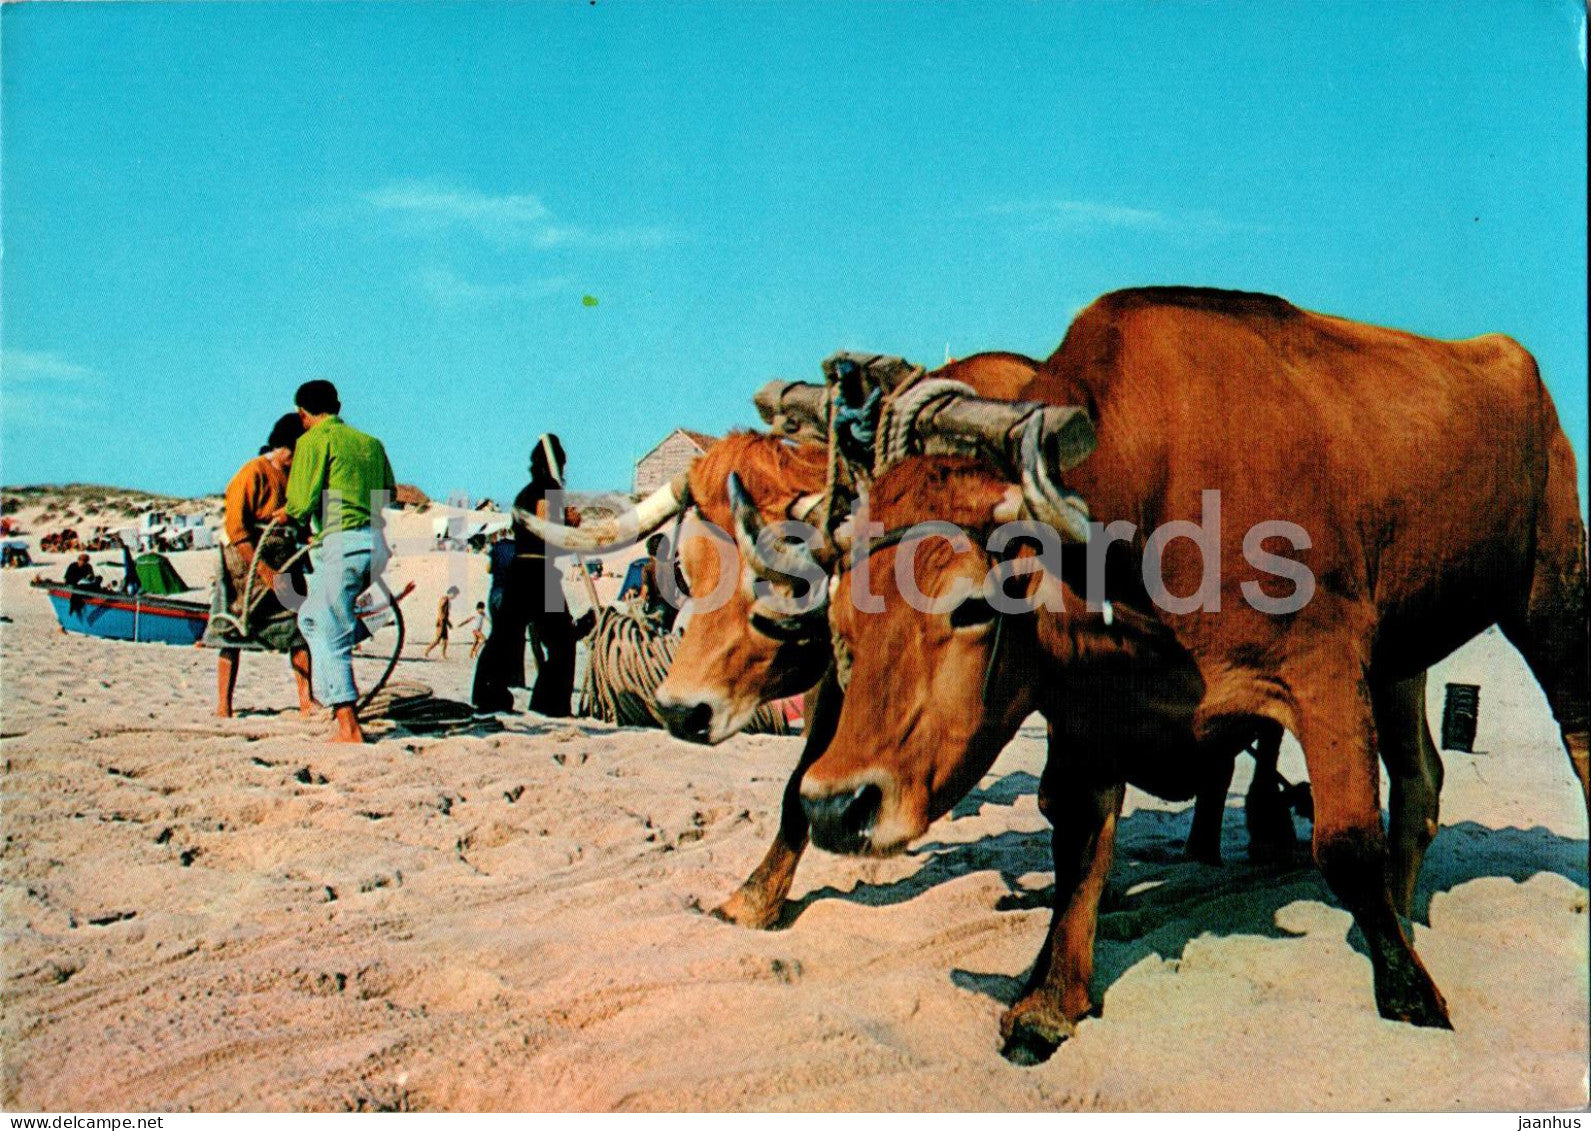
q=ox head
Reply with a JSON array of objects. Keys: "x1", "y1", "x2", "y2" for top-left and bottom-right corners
[
  {"x1": 652, "y1": 434, "x2": 833, "y2": 743},
  {"x1": 512, "y1": 432, "x2": 832, "y2": 744},
  {"x1": 798, "y1": 453, "x2": 1093, "y2": 856}
]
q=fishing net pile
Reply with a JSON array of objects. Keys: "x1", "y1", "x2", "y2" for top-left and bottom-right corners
[{"x1": 579, "y1": 603, "x2": 790, "y2": 734}]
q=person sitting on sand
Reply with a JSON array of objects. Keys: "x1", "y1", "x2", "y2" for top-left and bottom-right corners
[
  {"x1": 638, "y1": 530, "x2": 687, "y2": 632},
  {"x1": 423, "y1": 587, "x2": 459, "y2": 659},
  {"x1": 202, "y1": 413, "x2": 315, "y2": 719}
]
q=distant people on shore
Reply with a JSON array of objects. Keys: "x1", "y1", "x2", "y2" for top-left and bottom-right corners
[
  {"x1": 467, "y1": 601, "x2": 488, "y2": 659},
  {"x1": 285, "y1": 379, "x2": 396, "y2": 744},
  {"x1": 424, "y1": 586, "x2": 459, "y2": 659},
  {"x1": 203, "y1": 412, "x2": 314, "y2": 719}
]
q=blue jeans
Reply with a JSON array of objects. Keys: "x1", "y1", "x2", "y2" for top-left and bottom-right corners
[{"x1": 298, "y1": 526, "x2": 381, "y2": 708}]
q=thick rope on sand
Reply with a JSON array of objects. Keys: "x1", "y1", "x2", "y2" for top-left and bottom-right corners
[{"x1": 580, "y1": 604, "x2": 790, "y2": 734}]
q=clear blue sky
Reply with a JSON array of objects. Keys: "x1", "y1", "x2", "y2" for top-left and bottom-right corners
[{"x1": 2, "y1": 1, "x2": 1585, "y2": 506}]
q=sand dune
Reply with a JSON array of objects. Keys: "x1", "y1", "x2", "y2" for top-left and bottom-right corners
[{"x1": 1, "y1": 545, "x2": 1585, "y2": 1111}]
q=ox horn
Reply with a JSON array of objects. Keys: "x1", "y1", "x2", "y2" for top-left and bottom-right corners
[
  {"x1": 906, "y1": 393, "x2": 1096, "y2": 542},
  {"x1": 752, "y1": 380, "x2": 829, "y2": 440},
  {"x1": 1017, "y1": 413, "x2": 1093, "y2": 542},
  {"x1": 727, "y1": 472, "x2": 823, "y2": 582},
  {"x1": 513, "y1": 467, "x2": 692, "y2": 552}
]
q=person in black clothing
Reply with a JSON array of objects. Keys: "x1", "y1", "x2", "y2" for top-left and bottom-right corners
[
  {"x1": 64, "y1": 553, "x2": 100, "y2": 588},
  {"x1": 62, "y1": 552, "x2": 102, "y2": 619},
  {"x1": 471, "y1": 434, "x2": 583, "y2": 716}
]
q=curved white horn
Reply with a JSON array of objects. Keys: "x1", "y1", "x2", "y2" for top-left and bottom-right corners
[
  {"x1": 514, "y1": 468, "x2": 691, "y2": 552},
  {"x1": 1018, "y1": 415, "x2": 1092, "y2": 542}
]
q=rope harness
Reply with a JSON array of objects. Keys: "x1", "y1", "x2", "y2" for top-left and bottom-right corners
[{"x1": 831, "y1": 520, "x2": 1018, "y2": 708}]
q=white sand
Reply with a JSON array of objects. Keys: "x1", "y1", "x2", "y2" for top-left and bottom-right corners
[{"x1": 1, "y1": 525, "x2": 1585, "y2": 1111}]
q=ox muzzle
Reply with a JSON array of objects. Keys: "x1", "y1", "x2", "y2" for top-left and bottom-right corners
[{"x1": 800, "y1": 780, "x2": 885, "y2": 855}]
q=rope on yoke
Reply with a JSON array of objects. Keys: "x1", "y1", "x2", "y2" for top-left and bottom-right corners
[{"x1": 875, "y1": 377, "x2": 978, "y2": 473}]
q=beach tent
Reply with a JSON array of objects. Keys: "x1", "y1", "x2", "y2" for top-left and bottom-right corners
[
  {"x1": 0, "y1": 539, "x2": 33, "y2": 568},
  {"x1": 133, "y1": 552, "x2": 189, "y2": 595}
]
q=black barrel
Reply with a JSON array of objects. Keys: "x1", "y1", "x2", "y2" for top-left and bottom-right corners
[{"x1": 1441, "y1": 683, "x2": 1481, "y2": 753}]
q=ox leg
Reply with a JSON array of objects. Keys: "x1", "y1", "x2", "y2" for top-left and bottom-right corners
[
  {"x1": 1184, "y1": 754, "x2": 1233, "y2": 865},
  {"x1": 1498, "y1": 554, "x2": 1591, "y2": 813},
  {"x1": 1245, "y1": 722, "x2": 1304, "y2": 862},
  {"x1": 1295, "y1": 675, "x2": 1451, "y2": 1028},
  {"x1": 1000, "y1": 770, "x2": 1126, "y2": 1065},
  {"x1": 711, "y1": 674, "x2": 844, "y2": 929},
  {"x1": 1372, "y1": 672, "x2": 1442, "y2": 919}
]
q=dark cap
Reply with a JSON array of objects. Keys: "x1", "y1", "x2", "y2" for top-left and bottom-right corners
[{"x1": 294, "y1": 379, "x2": 340, "y2": 416}]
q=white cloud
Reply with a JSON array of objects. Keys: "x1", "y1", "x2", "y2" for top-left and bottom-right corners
[
  {"x1": 1, "y1": 349, "x2": 98, "y2": 384},
  {"x1": 368, "y1": 179, "x2": 679, "y2": 249},
  {"x1": 366, "y1": 180, "x2": 551, "y2": 239},
  {"x1": 414, "y1": 267, "x2": 571, "y2": 307},
  {"x1": 532, "y1": 223, "x2": 676, "y2": 251},
  {"x1": 990, "y1": 199, "x2": 1262, "y2": 237}
]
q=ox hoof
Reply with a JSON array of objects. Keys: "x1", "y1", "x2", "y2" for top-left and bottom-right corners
[
  {"x1": 1183, "y1": 841, "x2": 1223, "y2": 866},
  {"x1": 709, "y1": 890, "x2": 783, "y2": 931},
  {"x1": 999, "y1": 996, "x2": 1078, "y2": 1066},
  {"x1": 1375, "y1": 971, "x2": 1453, "y2": 1030}
]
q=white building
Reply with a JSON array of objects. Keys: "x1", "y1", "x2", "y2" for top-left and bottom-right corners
[{"x1": 633, "y1": 429, "x2": 717, "y2": 496}]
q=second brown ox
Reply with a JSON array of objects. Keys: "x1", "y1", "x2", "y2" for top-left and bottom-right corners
[{"x1": 798, "y1": 287, "x2": 1589, "y2": 1060}]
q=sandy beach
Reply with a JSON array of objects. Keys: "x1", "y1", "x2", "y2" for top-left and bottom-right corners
[{"x1": 0, "y1": 519, "x2": 1585, "y2": 1112}]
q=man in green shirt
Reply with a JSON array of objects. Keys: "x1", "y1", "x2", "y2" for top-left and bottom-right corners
[{"x1": 286, "y1": 379, "x2": 396, "y2": 743}]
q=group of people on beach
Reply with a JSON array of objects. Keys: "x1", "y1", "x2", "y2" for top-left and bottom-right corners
[{"x1": 208, "y1": 381, "x2": 586, "y2": 740}]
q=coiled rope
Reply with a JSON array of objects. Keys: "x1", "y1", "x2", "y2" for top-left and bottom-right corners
[
  {"x1": 580, "y1": 603, "x2": 789, "y2": 734},
  {"x1": 204, "y1": 516, "x2": 405, "y2": 713},
  {"x1": 874, "y1": 377, "x2": 978, "y2": 473}
]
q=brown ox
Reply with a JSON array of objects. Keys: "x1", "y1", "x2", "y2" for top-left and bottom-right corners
[
  {"x1": 652, "y1": 352, "x2": 1294, "y2": 928},
  {"x1": 521, "y1": 350, "x2": 1300, "y2": 928},
  {"x1": 799, "y1": 288, "x2": 1588, "y2": 1060}
]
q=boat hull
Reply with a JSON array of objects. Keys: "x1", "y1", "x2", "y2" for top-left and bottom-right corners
[{"x1": 40, "y1": 585, "x2": 209, "y2": 646}]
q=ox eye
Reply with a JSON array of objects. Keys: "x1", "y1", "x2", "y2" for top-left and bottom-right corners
[{"x1": 949, "y1": 593, "x2": 997, "y2": 629}]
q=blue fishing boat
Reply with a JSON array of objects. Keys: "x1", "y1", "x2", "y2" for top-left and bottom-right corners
[{"x1": 34, "y1": 581, "x2": 209, "y2": 646}]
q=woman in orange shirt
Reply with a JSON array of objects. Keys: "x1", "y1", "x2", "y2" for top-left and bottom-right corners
[{"x1": 203, "y1": 414, "x2": 314, "y2": 718}]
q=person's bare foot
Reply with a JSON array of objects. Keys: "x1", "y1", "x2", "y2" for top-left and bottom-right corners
[
  {"x1": 215, "y1": 706, "x2": 233, "y2": 719},
  {"x1": 330, "y1": 705, "x2": 365, "y2": 744}
]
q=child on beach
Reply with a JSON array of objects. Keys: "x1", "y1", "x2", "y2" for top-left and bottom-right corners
[
  {"x1": 467, "y1": 601, "x2": 488, "y2": 659},
  {"x1": 423, "y1": 586, "x2": 458, "y2": 659}
]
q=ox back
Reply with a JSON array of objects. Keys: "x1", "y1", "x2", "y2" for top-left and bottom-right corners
[{"x1": 1026, "y1": 287, "x2": 1582, "y2": 710}]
